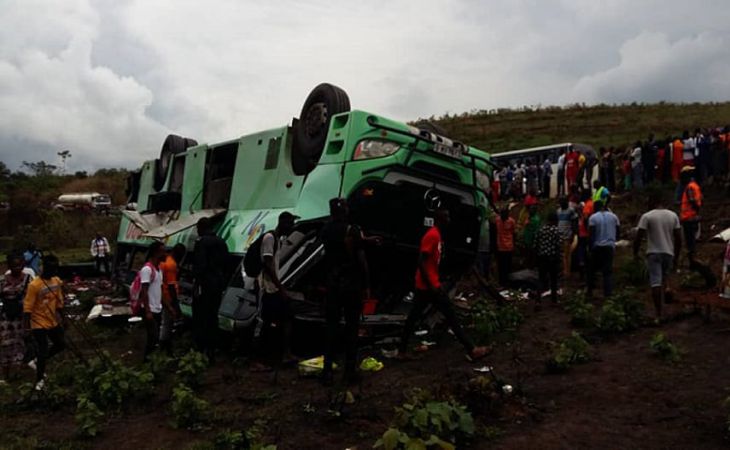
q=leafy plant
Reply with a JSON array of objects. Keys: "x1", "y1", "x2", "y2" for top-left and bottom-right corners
[
  {"x1": 170, "y1": 384, "x2": 210, "y2": 429},
  {"x1": 213, "y1": 429, "x2": 277, "y2": 450},
  {"x1": 80, "y1": 356, "x2": 154, "y2": 408},
  {"x1": 597, "y1": 289, "x2": 644, "y2": 333},
  {"x1": 145, "y1": 352, "x2": 174, "y2": 382},
  {"x1": 547, "y1": 332, "x2": 592, "y2": 372},
  {"x1": 75, "y1": 395, "x2": 104, "y2": 437},
  {"x1": 472, "y1": 301, "x2": 523, "y2": 342},
  {"x1": 177, "y1": 350, "x2": 209, "y2": 388},
  {"x1": 649, "y1": 333, "x2": 681, "y2": 363},
  {"x1": 374, "y1": 392, "x2": 475, "y2": 449},
  {"x1": 563, "y1": 292, "x2": 594, "y2": 326}
]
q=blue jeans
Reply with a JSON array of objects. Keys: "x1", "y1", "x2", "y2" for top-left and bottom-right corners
[{"x1": 632, "y1": 164, "x2": 643, "y2": 190}]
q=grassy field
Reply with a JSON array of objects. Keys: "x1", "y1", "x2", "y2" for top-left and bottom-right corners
[{"x1": 429, "y1": 101, "x2": 730, "y2": 153}]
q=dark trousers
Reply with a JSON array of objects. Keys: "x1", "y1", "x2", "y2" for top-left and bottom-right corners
[
  {"x1": 538, "y1": 257, "x2": 560, "y2": 301},
  {"x1": 192, "y1": 291, "x2": 222, "y2": 359},
  {"x1": 95, "y1": 256, "x2": 110, "y2": 275},
  {"x1": 557, "y1": 170, "x2": 565, "y2": 197},
  {"x1": 542, "y1": 177, "x2": 551, "y2": 198},
  {"x1": 588, "y1": 246, "x2": 614, "y2": 297},
  {"x1": 497, "y1": 251, "x2": 513, "y2": 287},
  {"x1": 682, "y1": 221, "x2": 699, "y2": 256},
  {"x1": 324, "y1": 289, "x2": 361, "y2": 376},
  {"x1": 32, "y1": 327, "x2": 65, "y2": 382},
  {"x1": 400, "y1": 289, "x2": 474, "y2": 354},
  {"x1": 143, "y1": 312, "x2": 161, "y2": 360},
  {"x1": 576, "y1": 237, "x2": 590, "y2": 279}
]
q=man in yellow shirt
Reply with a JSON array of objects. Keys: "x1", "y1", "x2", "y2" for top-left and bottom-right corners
[{"x1": 23, "y1": 254, "x2": 65, "y2": 390}]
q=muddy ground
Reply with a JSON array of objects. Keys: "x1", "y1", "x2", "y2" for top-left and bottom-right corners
[{"x1": 1, "y1": 186, "x2": 730, "y2": 449}]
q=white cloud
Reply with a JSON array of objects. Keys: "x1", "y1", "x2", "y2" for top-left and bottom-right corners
[{"x1": 0, "y1": 0, "x2": 729, "y2": 170}]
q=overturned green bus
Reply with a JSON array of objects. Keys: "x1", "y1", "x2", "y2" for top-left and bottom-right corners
[{"x1": 115, "y1": 84, "x2": 495, "y2": 332}]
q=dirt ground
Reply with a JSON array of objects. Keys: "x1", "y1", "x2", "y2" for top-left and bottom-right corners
[{"x1": 2, "y1": 185, "x2": 730, "y2": 449}]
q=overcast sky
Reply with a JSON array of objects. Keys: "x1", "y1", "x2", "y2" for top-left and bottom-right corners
[{"x1": 1, "y1": 0, "x2": 729, "y2": 171}]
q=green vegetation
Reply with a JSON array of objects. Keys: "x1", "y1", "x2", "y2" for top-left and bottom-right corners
[
  {"x1": 176, "y1": 350, "x2": 210, "y2": 388},
  {"x1": 430, "y1": 101, "x2": 730, "y2": 153},
  {"x1": 649, "y1": 333, "x2": 681, "y2": 363},
  {"x1": 74, "y1": 395, "x2": 105, "y2": 437},
  {"x1": 546, "y1": 332, "x2": 592, "y2": 373},
  {"x1": 597, "y1": 289, "x2": 644, "y2": 333},
  {"x1": 374, "y1": 392, "x2": 475, "y2": 450},
  {"x1": 170, "y1": 384, "x2": 211, "y2": 430},
  {"x1": 563, "y1": 292, "x2": 595, "y2": 327},
  {"x1": 0, "y1": 164, "x2": 126, "y2": 255},
  {"x1": 472, "y1": 300, "x2": 524, "y2": 342}
]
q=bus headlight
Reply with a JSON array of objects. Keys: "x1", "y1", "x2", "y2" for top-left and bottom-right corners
[
  {"x1": 476, "y1": 170, "x2": 491, "y2": 192},
  {"x1": 353, "y1": 140, "x2": 400, "y2": 160}
]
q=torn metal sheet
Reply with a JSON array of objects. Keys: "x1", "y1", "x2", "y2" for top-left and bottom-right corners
[
  {"x1": 142, "y1": 209, "x2": 226, "y2": 239},
  {"x1": 711, "y1": 227, "x2": 730, "y2": 243},
  {"x1": 121, "y1": 209, "x2": 178, "y2": 233}
]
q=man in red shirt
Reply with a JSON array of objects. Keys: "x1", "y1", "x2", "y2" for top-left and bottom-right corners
[
  {"x1": 565, "y1": 147, "x2": 580, "y2": 188},
  {"x1": 399, "y1": 209, "x2": 489, "y2": 360}
]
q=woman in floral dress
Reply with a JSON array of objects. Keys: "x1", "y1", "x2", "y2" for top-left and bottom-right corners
[{"x1": 1, "y1": 254, "x2": 33, "y2": 383}]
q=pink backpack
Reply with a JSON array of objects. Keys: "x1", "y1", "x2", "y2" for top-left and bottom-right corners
[{"x1": 129, "y1": 262, "x2": 156, "y2": 315}]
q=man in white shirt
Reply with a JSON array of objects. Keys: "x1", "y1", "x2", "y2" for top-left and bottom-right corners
[
  {"x1": 682, "y1": 130, "x2": 696, "y2": 164},
  {"x1": 631, "y1": 142, "x2": 643, "y2": 190},
  {"x1": 139, "y1": 241, "x2": 167, "y2": 361},
  {"x1": 557, "y1": 151, "x2": 566, "y2": 197},
  {"x1": 633, "y1": 192, "x2": 682, "y2": 320}
]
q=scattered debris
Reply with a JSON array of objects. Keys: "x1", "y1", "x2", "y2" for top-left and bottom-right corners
[{"x1": 360, "y1": 357, "x2": 384, "y2": 372}]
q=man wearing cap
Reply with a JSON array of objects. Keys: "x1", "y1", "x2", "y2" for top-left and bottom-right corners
[{"x1": 258, "y1": 211, "x2": 297, "y2": 365}]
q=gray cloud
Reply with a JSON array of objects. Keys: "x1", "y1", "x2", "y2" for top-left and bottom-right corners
[{"x1": 0, "y1": 0, "x2": 729, "y2": 171}]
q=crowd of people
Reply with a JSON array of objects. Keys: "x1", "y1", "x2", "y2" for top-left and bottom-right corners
[
  {"x1": 2, "y1": 126, "x2": 728, "y2": 388},
  {"x1": 481, "y1": 126, "x2": 726, "y2": 324}
]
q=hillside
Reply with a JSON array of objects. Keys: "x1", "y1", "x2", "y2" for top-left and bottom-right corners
[{"x1": 428, "y1": 102, "x2": 730, "y2": 153}]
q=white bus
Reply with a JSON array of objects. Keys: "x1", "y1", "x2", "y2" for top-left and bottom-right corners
[{"x1": 490, "y1": 142, "x2": 598, "y2": 198}]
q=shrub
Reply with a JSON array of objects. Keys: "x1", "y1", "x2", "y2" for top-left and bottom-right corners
[
  {"x1": 79, "y1": 356, "x2": 154, "y2": 409},
  {"x1": 170, "y1": 384, "x2": 210, "y2": 429},
  {"x1": 597, "y1": 289, "x2": 644, "y2": 333},
  {"x1": 649, "y1": 333, "x2": 681, "y2": 363},
  {"x1": 472, "y1": 301, "x2": 523, "y2": 342},
  {"x1": 177, "y1": 350, "x2": 209, "y2": 388},
  {"x1": 563, "y1": 292, "x2": 594, "y2": 326},
  {"x1": 213, "y1": 429, "x2": 277, "y2": 450},
  {"x1": 75, "y1": 395, "x2": 104, "y2": 437},
  {"x1": 374, "y1": 391, "x2": 475, "y2": 450},
  {"x1": 546, "y1": 332, "x2": 592, "y2": 372}
]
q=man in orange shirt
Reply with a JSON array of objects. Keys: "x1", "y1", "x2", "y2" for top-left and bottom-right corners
[
  {"x1": 159, "y1": 244, "x2": 186, "y2": 354},
  {"x1": 495, "y1": 207, "x2": 516, "y2": 287},
  {"x1": 680, "y1": 167, "x2": 702, "y2": 262}
]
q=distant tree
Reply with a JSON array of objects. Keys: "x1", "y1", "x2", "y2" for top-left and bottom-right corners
[
  {"x1": 0, "y1": 161, "x2": 10, "y2": 180},
  {"x1": 57, "y1": 150, "x2": 72, "y2": 174},
  {"x1": 21, "y1": 160, "x2": 58, "y2": 177},
  {"x1": 74, "y1": 170, "x2": 88, "y2": 178}
]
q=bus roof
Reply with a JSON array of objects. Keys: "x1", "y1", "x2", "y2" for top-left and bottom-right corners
[{"x1": 491, "y1": 142, "x2": 595, "y2": 159}]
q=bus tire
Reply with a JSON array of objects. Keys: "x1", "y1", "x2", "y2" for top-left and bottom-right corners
[
  {"x1": 155, "y1": 135, "x2": 197, "y2": 190},
  {"x1": 292, "y1": 83, "x2": 350, "y2": 175}
]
